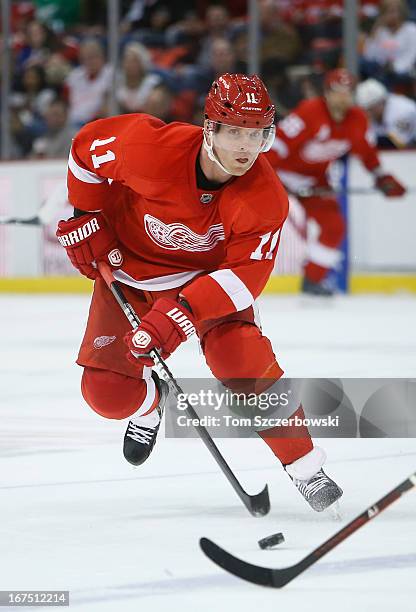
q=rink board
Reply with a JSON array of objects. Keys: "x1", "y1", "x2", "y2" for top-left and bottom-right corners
[
  {"x1": 1, "y1": 273, "x2": 416, "y2": 293},
  {"x1": 0, "y1": 153, "x2": 415, "y2": 292}
]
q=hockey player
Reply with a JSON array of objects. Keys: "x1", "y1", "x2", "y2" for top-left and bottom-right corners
[
  {"x1": 56, "y1": 73, "x2": 342, "y2": 512},
  {"x1": 266, "y1": 68, "x2": 406, "y2": 296},
  {"x1": 356, "y1": 78, "x2": 416, "y2": 148}
]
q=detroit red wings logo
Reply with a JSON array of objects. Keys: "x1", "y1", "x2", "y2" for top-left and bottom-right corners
[
  {"x1": 144, "y1": 214, "x2": 225, "y2": 252},
  {"x1": 93, "y1": 335, "x2": 116, "y2": 349}
]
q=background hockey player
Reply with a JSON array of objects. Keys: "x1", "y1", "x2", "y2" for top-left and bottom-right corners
[
  {"x1": 56, "y1": 73, "x2": 342, "y2": 512},
  {"x1": 356, "y1": 78, "x2": 416, "y2": 148},
  {"x1": 266, "y1": 68, "x2": 406, "y2": 296}
]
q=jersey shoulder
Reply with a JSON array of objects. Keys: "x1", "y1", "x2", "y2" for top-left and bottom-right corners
[
  {"x1": 280, "y1": 97, "x2": 328, "y2": 133},
  {"x1": 75, "y1": 114, "x2": 202, "y2": 182},
  {"x1": 122, "y1": 118, "x2": 202, "y2": 182},
  {"x1": 347, "y1": 106, "x2": 369, "y2": 127},
  {"x1": 294, "y1": 97, "x2": 327, "y2": 118}
]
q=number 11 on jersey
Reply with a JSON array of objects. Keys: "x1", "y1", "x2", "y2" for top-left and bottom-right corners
[{"x1": 250, "y1": 228, "x2": 281, "y2": 261}]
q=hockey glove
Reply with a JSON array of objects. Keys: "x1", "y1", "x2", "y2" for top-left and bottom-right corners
[
  {"x1": 125, "y1": 298, "x2": 196, "y2": 367},
  {"x1": 375, "y1": 174, "x2": 406, "y2": 197},
  {"x1": 56, "y1": 212, "x2": 123, "y2": 280}
]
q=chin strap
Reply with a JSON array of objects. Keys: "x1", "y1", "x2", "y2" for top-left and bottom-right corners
[{"x1": 202, "y1": 129, "x2": 233, "y2": 175}]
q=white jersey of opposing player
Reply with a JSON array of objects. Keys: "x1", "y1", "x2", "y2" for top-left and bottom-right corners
[{"x1": 373, "y1": 93, "x2": 416, "y2": 147}]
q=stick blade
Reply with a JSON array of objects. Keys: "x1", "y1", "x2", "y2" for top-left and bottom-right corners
[
  {"x1": 245, "y1": 484, "x2": 270, "y2": 517},
  {"x1": 200, "y1": 537, "x2": 295, "y2": 588}
]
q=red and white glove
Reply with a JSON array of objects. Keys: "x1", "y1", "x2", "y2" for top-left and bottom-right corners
[
  {"x1": 56, "y1": 212, "x2": 123, "y2": 279},
  {"x1": 375, "y1": 174, "x2": 406, "y2": 197},
  {"x1": 125, "y1": 298, "x2": 196, "y2": 367}
]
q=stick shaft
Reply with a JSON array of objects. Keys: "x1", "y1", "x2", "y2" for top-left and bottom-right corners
[{"x1": 97, "y1": 262, "x2": 270, "y2": 516}]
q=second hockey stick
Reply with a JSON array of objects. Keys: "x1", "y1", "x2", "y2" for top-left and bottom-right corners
[
  {"x1": 291, "y1": 185, "x2": 416, "y2": 199},
  {"x1": 200, "y1": 471, "x2": 416, "y2": 587},
  {"x1": 0, "y1": 215, "x2": 42, "y2": 225},
  {"x1": 98, "y1": 261, "x2": 270, "y2": 517}
]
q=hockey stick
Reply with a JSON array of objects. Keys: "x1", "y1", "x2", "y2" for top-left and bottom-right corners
[
  {"x1": 0, "y1": 215, "x2": 42, "y2": 225},
  {"x1": 292, "y1": 185, "x2": 416, "y2": 198},
  {"x1": 97, "y1": 261, "x2": 270, "y2": 517},
  {"x1": 200, "y1": 472, "x2": 416, "y2": 587},
  {"x1": 0, "y1": 181, "x2": 69, "y2": 226}
]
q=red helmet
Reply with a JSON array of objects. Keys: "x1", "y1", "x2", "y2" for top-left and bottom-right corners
[
  {"x1": 205, "y1": 73, "x2": 275, "y2": 128},
  {"x1": 324, "y1": 69, "x2": 356, "y2": 92}
]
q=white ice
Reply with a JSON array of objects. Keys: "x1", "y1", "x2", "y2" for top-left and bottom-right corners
[{"x1": 1, "y1": 294, "x2": 416, "y2": 611}]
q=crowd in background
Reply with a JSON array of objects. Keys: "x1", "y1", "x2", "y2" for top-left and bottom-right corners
[{"x1": 2, "y1": 0, "x2": 416, "y2": 159}]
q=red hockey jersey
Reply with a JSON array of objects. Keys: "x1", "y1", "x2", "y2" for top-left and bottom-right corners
[
  {"x1": 67, "y1": 114, "x2": 288, "y2": 322},
  {"x1": 265, "y1": 97, "x2": 381, "y2": 193}
]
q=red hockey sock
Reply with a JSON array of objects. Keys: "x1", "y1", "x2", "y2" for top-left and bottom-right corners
[
  {"x1": 304, "y1": 261, "x2": 328, "y2": 283},
  {"x1": 258, "y1": 406, "x2": 313, "y2": 465}
]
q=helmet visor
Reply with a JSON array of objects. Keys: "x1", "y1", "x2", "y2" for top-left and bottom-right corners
[{"x1": 205, "y1": 121, "x2": 275, "y2": 155}]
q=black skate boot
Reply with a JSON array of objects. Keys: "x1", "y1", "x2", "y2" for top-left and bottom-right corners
[
  {"x1": 123, "y1": 372, "x2": 169, "y2": 466},
  {"x1": 285, "y1": 447, "x2": 343, "y2": 512},
  {"x1": 301, "y1": 277, "x2": 334, "y2": 297}
]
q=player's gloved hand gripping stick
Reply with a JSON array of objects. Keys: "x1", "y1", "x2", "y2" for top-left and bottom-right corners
[
  {"x1": 98, "y1": 261, "x2": 270, "y2": 517},
  {"x1": 124, "y1": 297, "x2": 196, "y2": 367}
]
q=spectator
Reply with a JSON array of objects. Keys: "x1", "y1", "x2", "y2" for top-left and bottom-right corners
[
  {"x1": 9, "y1": 109, "x2": 34, "y2": 158},
  {"x1": 15, "y1": 63, "x2": 54, "y2": 107},
  {"x1": 208, "y1": 37, "x2": 237, "y2": 78},
  {"x1": 121, "y1": 0, "x2": 195, "y2": 33},
  {"x1": 262, "y1": 60, "x2": 318, "y2": 117},
  {"x1": 361, "y1": 0, "x2": 416, "y2": 88},
  {"x1": 259, "y1": 0, "x2": 302, "y2": 69},
  {"x1": 116, "y1": 42, "x2": 161, "y2": 114},
  {"x1": 66, "y1": 39, "x2": 112, "y2": 127},
  {"x1": 177, "y1": 37, "x2": 237, "y2": 96},
  {"x1": 44, "y1": 53, "x2": 72, "y2": 93},
  {"x1": 205, "y1": 3, "x2": 231, "y2": 34},
  {"x1": 356, "y1": 78, "x2": 416, "y2": 147},
  {"x1": 141, "y1": 83, "x2": 174, "y2": 122},
  {"x1": 197, "y1": 5, "x2": 233, "y2": 67},
  {"x1": 31, "y1": 99, "x2": 77, "y2": 158},
  {"x1": 165, "y1": 9, "x2": 205, "y2": 49},
  {"x1": 9, "y1": 64, "x2": 56, "y2": 155},
  {"x1": 226, "y1": 1, "x2": 302, "y2": 71},
  {"x1": 16, "y1": 19, "x2": 57, "y2": 71},
  {"x1": 131, "y1": 4, "x2": 173, "y2": 47}
]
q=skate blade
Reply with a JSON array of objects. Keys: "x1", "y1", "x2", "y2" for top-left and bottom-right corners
[{"x1": 327, "y1": 500, "x2": 343, "y2": 521}]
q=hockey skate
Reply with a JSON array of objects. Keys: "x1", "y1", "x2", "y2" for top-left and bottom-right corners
[
  {"x1": 301, "y1": 277, "x2": 334, "y2": 297},
  {"x1": 285, "y1": 447, "x2": 343, "y2": 512},
  {"x1": 123, "y1": 373, "x2": 169, "y2": 466}
]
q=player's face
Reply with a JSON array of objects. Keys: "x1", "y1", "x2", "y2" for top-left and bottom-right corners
[
  {"x1": 325, "y1": 89, "x2": 354, "y2": 123},
  {"x1": 211, "y1": 123, "x2": 267, "y2": 175}
]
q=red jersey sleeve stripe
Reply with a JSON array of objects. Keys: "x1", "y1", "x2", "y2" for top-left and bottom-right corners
[
  {"x1": 68, "y1": 149, "x2": 106, "y2": 184},
  {"x1": 208, "y1": 269, "x2": 254, "y2": 311},
  {"x1": 182, "y1": 270, "x2": 254, "y2": 321},
  {"x1": 182, "y1": 275, "x2": 235, "y2": 321}
]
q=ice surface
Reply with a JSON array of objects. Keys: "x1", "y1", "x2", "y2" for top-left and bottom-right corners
[{"x1": 0, "y1": 294, "x2": 415, "y2": 611}]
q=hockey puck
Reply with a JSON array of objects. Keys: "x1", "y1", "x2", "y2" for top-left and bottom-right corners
[{"x1": 258, "y1": 532, "x2": 285, "y2": 550}]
